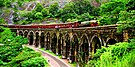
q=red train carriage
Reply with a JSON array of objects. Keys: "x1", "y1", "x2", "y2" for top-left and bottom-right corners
[
  {"x1": 6, "y1": 20, "x2": 99, "y2": 29},
  {"x1": 41, "y1": 22, "x2": 79, "y2": 28}
]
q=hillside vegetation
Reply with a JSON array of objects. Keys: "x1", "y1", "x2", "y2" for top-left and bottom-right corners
[{"x1": 0, "y1": 0, "x2": 134, "y2": 27}]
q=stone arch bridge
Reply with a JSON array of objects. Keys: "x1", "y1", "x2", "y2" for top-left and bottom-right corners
[{"x1": 9, "y1": 25, "x2": 129, "y2": 63}]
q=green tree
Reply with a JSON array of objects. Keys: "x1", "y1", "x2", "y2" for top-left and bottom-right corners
[
  {"x1": 60, "y1": 0, "x2": 95, "y2": 22},
  {"x1": 62, "y1": 0, "x2": 94, "y2": 15},
  {"x1": 35, "y1": 12, "x2": 43, "y2": 20},
  {"x1": 0, "y1": 28, "x2": 14, "y2": 44},
  {"x1": 76, "y1": 13, "x2": 94, "y2": 22},
  {"x1": 126, "y1": 0, "x2": 135, "y2": 11},
  {"x1": 117, "y1": 0, "x2": 135, "y2": 33},
  {"x1": 99, "y1": 1, "x2": 126, "y2": 25},
  {"x1": 41, "y1": 8, "x2": 49, "y2": 17},
  {"x1": 49, "y1": 2, "x2": 59, "y2": 17},
  {"x1": 0, "y1": 0, "x2": 5, "y2": 7},
  {"x1": 35, "y1": 3, "x2": 44, "y2": 12},
  {"x1": 117, "y1": 10, "x2": 135, "y2": 33}
]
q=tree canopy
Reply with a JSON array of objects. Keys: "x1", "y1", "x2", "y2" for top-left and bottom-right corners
[{"x1": 0, "y1": 0, "x2": 134, "y2": 30}]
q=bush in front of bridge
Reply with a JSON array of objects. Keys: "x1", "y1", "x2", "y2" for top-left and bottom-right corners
[
  {"x1": 0, "y1": 28, "x2": 48, "y2": 67},
  {"x1": 9, "y1": 47, "x2": 41, "y2": 66},
  {"x1": 21, "y1": 57, "x2": 48, "y2": 67},
  {"x1": 0, "y1": 28, "x2": 28, "y2": 45},
  {"x1": 0, "y1": 28, "x2": 14, "y2": 44},
  {"x1": 87, "y1": 39, "x2": 135, "y2": 67}
]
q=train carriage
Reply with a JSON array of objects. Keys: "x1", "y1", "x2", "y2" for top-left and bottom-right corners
[{"x1": 5, "y1": 20, "x2": 99, "y2": 29}]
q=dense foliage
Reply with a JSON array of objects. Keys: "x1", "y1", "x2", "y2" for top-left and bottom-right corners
[
  {"x1": 117, "y1": 0, "x2": 135, "y2": 33},
  {"x1": 99, "y1": 1, "x2": 125, "y2": 25},
  {"x1": 0, "y1": 27, "x2": 48, "y2": 67},
  {"x1": 60, "y1": 0, "x2": 95, "y2": 22},
  {"x1": 87, "y1": 39, "x2": 135, "y2": 67},
  {"x1": 0, "y1": 18, "x2": 6, "y2": 24},
  {"x1": 117, "y1": 10, "x2": 135, "y2": 33},
  {"x1": 0, "y1": 0, "x2": 134, "y2": 26}
]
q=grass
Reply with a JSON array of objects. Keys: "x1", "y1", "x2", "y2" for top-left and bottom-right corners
[
  {"x1": 40, "y1": 48, "x2": 62, "y2": 58},
  {"x1": 69, "y1": 62, "x2": 77, "y2": 67}
]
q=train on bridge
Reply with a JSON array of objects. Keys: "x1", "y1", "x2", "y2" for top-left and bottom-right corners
[{"x1": 3, "y1": 20, "x2": 99, "y2": 29}]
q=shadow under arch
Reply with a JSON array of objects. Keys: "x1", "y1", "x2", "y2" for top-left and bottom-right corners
[
  {"x1": 29, "y1": 32, "x2": 34, "y2": 45},
  {"x1": 35, "y1": 32, "x2": 39, "y2": 47},
  {"x1": 51, "y1": 33, "x2": 57, "y2": 54},
  {"x1": 106, "y1": 38, "x2": 117, "y2": 46},
  {"x1": 79, "y1": 35, "x2": 89, "y2": 63},
  {"x1": 19, "y1": 31, "x2": 23, "y2": 36},
  {"x1": 64, "y1": 34, "x2": 70, "y2": 59},
  {"x1": 70, "y1": 34, "x2": 79, "y2": 62},
  {"x1": 24, "y1": 31, "x2": 28, "y2": 38},
  {"x1": 90, "y1": 36, "x2": 102, "y2": 54},
  {"x1": 46, "y1": 32, "x2": 50, "y2": 50},
  {"x1": 58, "y1": 33, "x2": 63, "y2": 55},
  {"x1": 40, "y1": 32, "x2": 45, "y2": 48}
]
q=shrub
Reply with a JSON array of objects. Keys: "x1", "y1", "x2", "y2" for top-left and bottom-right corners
[
  {"x1": 11, "y1": 36, "x2": 28, "y2": 45},
  {"x1": 49, "y1": 2, "x2": 59, "y2": 17},
  {"x1": 61, "y1": 13, "x2": 78, "y2": 22},
  {"x1": 35, "y1": 3, "x2": 44, "y2": 12},
  {"x1": 88, "y1": 39, "x2": 135, "y2": 67},
  {"x1": 0, "y1": 28, "x2": 48, "y2": 67},
  {"x1": 21, "y1": 57, "x2": 48, "y2": 67},
  {"x1": 35, "y1": 12, "x2": 43, "y2": 20},
  {"x1": 0, "y1": 28, "x2": 14, "y2": 44},
  {"x1": 9, "y1": 50, "x2": 41, "y2": 66},
  {"x1": 0, "y1": 18, "x2": 6, "y2": 24},
  {"x1": 41, "y1": 8, "x2": 49, "y2": 17},
  {"x1": 76, "y1": 13, "x2": 94, "y2": 22},
  {"x1": 0, "y1": 43, "x2": 23, "y2": 62}
]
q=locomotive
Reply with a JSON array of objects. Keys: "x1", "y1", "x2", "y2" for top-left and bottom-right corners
[{"x1": 5, "y1": 20, "x2": 99, "y2": 29}]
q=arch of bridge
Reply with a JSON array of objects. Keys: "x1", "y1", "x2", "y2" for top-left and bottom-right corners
[
  {"x1": 64, "y1": 33, "x2": 70, "y2": 59},
  {"x1": 29, "y1": 31, "x2": 34, "y2": 45},
  {"x1": 106, "y1": 37, "x2": 118, "y2": 43},
  {"x1": 18, "y1": 30, "x2": 24, "y2": 36},
  {"x1": 70, "y1": 34, "x2": 79, "y2": 62},
  {"x1": 28, "y1": 30, "x2": 34, "y2": 35},
  {"x1": 51, "y1": 33, "x2": 57, "y2": 54},
  {"x1": 23, "y1": 30, "x2": 28, "y2": 37},
  {"x1": 40, "y1": 32, "x2": 45, "y2": 48},
  {"x1": 90, "y1": 36, "x2": 102, "y2": 55},
  {"x1": 106, "y1": 38, "x2": 117, "y2": 45},
  {"x1": 35, "y1": 32, "x2": 39, "y2": 47},
  {"x1": 46, "y1": 32, "x2": 51, "y2": 50},
  {"x1": 79, "y1": 34, "x2": 89, "y2": 63},
  {"x1": 57, "y1": 33, "x2": 64, "y2": 55}
]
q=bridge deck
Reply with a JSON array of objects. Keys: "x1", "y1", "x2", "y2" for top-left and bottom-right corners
[{"x1": 3, "y1": 24, "x2": 118, "y2": 30}]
